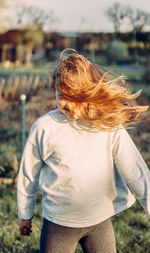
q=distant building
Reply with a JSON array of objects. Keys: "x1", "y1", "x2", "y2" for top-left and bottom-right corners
[
  {"x1": 0, "y1": 28, "x2": 150, "y2": 64},
  {"x1": 0, "y1": 29, "x2": 25, "y2": 63}
]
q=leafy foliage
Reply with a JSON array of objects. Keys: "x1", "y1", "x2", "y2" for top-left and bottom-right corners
[{"x1": 106, "y1": 39, "x2": 128, "y2": 63}]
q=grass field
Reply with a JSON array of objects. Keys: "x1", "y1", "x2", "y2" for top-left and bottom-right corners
[{"x1": 0, "y1": 183, "x2": 150, "y2": 253}]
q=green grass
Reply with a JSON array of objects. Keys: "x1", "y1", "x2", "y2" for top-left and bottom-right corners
[
  {"x1": 0, "y1": 183, "x2": 150, "y2": 253},
  {"x1": 106, "y1": 66, "x2": 145, "y2": 82},
  {"x1": 0, "y1": 185, "x2": 82, "y2": 253},
  {"x1": 0, "y1": 63, "x2": 146, "y2": 80},
  {"x1": 0, "y1": 184, "x2": 42, "y2": 253},
  {"x1": 0, "y1": 61, "x2": 59, "y2": 76},
  {"x1": 0, "y1": 64, "x2": 50, "y2": 75}
]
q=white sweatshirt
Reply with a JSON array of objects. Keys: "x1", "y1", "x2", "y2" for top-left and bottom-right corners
[{"x1": 17, "y1": 109, "x2": 150, "y2": 227}]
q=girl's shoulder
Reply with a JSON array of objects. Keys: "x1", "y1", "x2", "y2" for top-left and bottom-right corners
[
  {"x1": 27, "y1": 109, "x2": 67, "y2": 146},
  {"x1": 28, "y1": 109, "x2": 69, "y2": 137}
]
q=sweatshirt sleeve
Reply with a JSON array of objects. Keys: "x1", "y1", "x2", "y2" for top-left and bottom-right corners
[
  {"x1": 17, "y1": 137, "x2": 43, "y2": 219},
  {"x1": 112, "y1": 128, "x2": 150, "y2": 217}
]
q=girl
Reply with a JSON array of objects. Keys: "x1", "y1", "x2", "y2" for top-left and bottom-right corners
[{"x1": 17, "y1": 49, "x2": 150, "y2": 253}]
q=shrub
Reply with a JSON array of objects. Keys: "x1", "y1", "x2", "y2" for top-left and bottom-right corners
[{"x1": 106, "y1": 39, "x2": 128, "y2": 64}]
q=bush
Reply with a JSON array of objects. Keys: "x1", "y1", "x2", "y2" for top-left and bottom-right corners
[{"x1": 106, "y1": 39, "x2": 128, "y2": 64}]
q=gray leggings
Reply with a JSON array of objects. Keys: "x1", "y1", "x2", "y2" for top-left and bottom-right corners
[{"x1": 40, "y1": 218, "x2": 116, "y2": 253}]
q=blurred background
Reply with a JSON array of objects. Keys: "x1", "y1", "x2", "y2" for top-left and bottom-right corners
[{"x1": 0, "y1": 0, "x2": 150, "y2": 252}]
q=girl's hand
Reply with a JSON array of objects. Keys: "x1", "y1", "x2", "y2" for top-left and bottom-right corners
[{"x1": 19, "y1": 219, "x2": 32, "y2": 236}]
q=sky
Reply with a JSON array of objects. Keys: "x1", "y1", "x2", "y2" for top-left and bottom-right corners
[{"x1": 23, "y1": 0, "x2": 150, "y2": 32}]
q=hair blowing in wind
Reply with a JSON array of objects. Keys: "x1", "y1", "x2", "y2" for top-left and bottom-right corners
[{"x1": 52, "y1": 51, "x2": 149, "y2": 130}]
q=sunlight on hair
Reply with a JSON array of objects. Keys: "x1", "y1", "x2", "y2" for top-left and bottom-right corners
[
  {"x1": 60, "y1": 48, "x2": 78, "y2": 61},
  {"x1": 52, "y1": 49, "x2": 149, "y2": 131}
]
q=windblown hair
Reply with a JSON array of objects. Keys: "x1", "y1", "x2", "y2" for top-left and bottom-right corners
[{"x1": 52, "y1": 51, "x2": 148, "y2": 130}]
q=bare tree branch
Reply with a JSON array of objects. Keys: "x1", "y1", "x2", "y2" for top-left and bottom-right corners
[
  {"x1": 105, "y1": 2, "x2": 128, "y2": 33},
  {"x1": 126, "y1": 7, "x2": 150, "y2": 32},
  {"x1": 15, "y1": 6, "x2": 59, "y2": 31}
]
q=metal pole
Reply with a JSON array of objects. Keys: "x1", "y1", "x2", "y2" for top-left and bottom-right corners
[{"x1": 20, "y1": 94, "x2": 26, "y2": 153}]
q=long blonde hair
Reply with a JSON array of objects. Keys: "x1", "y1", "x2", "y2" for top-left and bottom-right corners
[{"x1": 52, "y1": 49, "x2": 148, "y2": 130}]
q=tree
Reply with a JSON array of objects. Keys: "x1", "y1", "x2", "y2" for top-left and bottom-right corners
[
  {"x1": 105, "y1": 2, "x2": 127, "y2": 35},
  {"x1": 105, "y1": 3, "x2": 150, "y2": 64},
  {"x1": 16, "y1": 6, "x2": 59, "y2": 31},
  {"x1": 0, "y1": 0, "x2": 7, "y2": 9},
  {"x1": 126, "y1": 7, "x2": 150, "y2": 63},
  {"x1": 0, "y1": 0, "x2": 11, "y2": 30},
  {"x1": 105, "y1": 2, "x2": 150, "y2": 35},
  {"x1": 15, "y1": 6, "x2": 59, "y2": 65},
  {"x1": 23, "y1": 27, "x2": 44, "y2": 66},
  {"x1": 0, "y1": 0, "x2": 27, "y2": 31},
  {"x1": 126, "y1": 7, "x2": 150, "y2": 32}
]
